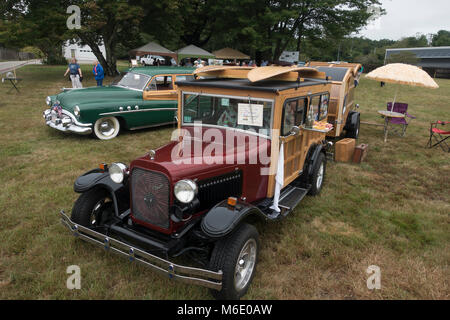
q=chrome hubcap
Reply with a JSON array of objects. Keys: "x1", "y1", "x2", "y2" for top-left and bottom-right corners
[
  {"x1": 99, "y1": 120, "x2": 115, "y2": 136},
  {"x1": 317, "y1": 163, "x2": 324, "y2": 189},
  {"x1": 234, "y1": 239, "x2": 257, "y2": 291},
  {"x1": 90, "y1": 199, "x2": 106, "y2": 226}
]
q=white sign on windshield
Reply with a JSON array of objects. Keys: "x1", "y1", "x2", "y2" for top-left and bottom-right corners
[{"x1": 237, "y1": 103, "x2": 264, "y2": 127}]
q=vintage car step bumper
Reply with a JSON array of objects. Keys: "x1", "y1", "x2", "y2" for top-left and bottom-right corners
[{"x1": 59, "y1": 211, "x2": 223, "y2": 291}]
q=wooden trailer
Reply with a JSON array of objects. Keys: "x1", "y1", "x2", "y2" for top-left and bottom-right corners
[{"x1": 306, "y1": 61, "x2": 362, "y2": 139}]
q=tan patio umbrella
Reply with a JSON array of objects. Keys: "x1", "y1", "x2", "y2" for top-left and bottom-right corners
[{"x1": 366, "y1": 63, "x2": 439, "y2": 107}]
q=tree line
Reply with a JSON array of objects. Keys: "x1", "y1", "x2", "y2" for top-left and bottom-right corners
[{"x1": 1, "y1": 1, "x2": 449, "y2": 76}]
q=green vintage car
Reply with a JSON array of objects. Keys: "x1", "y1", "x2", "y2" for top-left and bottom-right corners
[{"x1": 43, "y1": 66, "x2": 195, "y2": 140}]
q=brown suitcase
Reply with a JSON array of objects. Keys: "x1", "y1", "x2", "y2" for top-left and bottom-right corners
[
  {"x1": 335, "y1": 138, "x2": 356, "y2": 163},
  {"x1": 353, "y1": 144, "x2": 369, "y2": 163}
]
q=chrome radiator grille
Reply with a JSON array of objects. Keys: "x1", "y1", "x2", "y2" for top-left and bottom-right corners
[{"x1": 131, "y1": 168, "x2": 170, "y2": 229}]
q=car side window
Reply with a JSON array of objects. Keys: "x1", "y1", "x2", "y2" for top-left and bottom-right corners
[
  {"x1": 282, "y1": 97, "x2": 307, "y2": 136},
  {"x1": 148, "y1": 76, "x2": 173, "y2": 91},
  {"x1": 309, "y1": 93, "x2": 329, "y2": 121},
  {"x1": 310, "y1": 95, "x2": 321, "y2": 121},
  {"x1": 319, "y1": 94, "x2": 329, "y2": 121}
]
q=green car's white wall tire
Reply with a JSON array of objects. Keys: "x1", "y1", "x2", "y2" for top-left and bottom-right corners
[
  {"x1": 93, "y1": 117, "x2": 120, "y2": 140},
  {"x1": 208, "y1": 223, "x2": 259, "y2": 300}
]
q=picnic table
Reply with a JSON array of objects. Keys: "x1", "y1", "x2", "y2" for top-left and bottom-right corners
[
  {"x1": 378, "y1": 110, "x2": 405, "y2": 143},
  {"x1": 2, "y1": 76, "x2": 22, "y2": 93}
]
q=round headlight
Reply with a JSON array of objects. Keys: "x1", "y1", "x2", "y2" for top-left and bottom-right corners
[
  {"x1": 74, "y1": 105, "x2": 80, "y2": 117},
  {"x1": 46, "y1": 96, "x2": 52, "y2": 106},
  {"x1": 109, "y1": 163, "x2": 128, "y2": 184},
  {"x1": 174, "y1": 180, "x2": 198, "y2": 204}
]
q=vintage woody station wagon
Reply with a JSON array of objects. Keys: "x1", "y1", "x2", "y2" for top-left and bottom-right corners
[{"x1": 60, "y1": 65, "x2": 340, "y2": 299}]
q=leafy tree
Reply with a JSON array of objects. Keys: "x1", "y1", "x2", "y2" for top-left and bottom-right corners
[
  {"x1": 0, "y1": 0, "x2": 143, "y2": 73},
  {"x1": 0, "y1": 0, "x2": 68, "y2": 64},
  {"x1": 134, "y1": 0, "x2": 227, "y2": 51},
  {"x1": 221, "y1": 0, "x2": 385, "y2": 61},
  {"x1": 138, "y1": 0, "x2": 385, "y2": 62},
  {"x1": 391, "y1": 34, "x2": 429, "y2": 48},
  {"x1": 386, "y1": 52, "x2": 419, "y2": 65},
  {"x1": 432, "y1": 30, "x2": 450, "y2": 47},
  {"x1": 68, "y1": 0, "x2": 144, "y2": 76},
  {"x1": 354, "y1": 53, "x2": 381, "y2": 72}
]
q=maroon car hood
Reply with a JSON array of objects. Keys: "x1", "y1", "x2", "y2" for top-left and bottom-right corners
[{"x1": 130, "y1": 128, "x2": 271, "y2": 183}]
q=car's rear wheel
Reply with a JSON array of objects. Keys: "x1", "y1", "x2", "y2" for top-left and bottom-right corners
[
  {"x1": 208, "y1": 223, "x2": 259, "y2": 300},
  {"x1": 71, "y1": 189, "x2": 113, "y2": 228},
  {"x1": 93, "y1": 116, "x2": 120, "y2": 140},
  {"x1": 309, "y1": 152, "x2": 326, "y2": 196}
]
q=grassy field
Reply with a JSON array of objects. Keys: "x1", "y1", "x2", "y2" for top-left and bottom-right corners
[{"x1": 0, "y1": 65, "x2": 448, "y2": 300}]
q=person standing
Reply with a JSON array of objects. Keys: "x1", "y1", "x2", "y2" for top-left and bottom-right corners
[
  {"x1": 93, "y1": 60, "x2": 105, "y2": 86},
  {"x1": 354, "y1": 65, "x2": 364, "y2": 87},
  {"x1": 64, "y1": 58, "x2": 83, "y2": 88}
]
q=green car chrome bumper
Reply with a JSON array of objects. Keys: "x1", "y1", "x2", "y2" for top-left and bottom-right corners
[
  {"x1": 43, "y1": 108, "x2": 92, "y2": 135},
  {"x1": 59, "y1": 211, "x2": 223, "y2": 291}
]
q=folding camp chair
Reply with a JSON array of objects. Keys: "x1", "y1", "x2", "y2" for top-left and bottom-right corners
[
  {"x1": 387, "y1": 102, "x2": 416, "y2": 136},
  {"x1": 427, "y1": 121, "x2": 450, "y2": 152}
]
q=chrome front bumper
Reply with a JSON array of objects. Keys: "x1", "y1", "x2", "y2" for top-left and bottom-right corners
[
  {"x1": 59, "y1": 211, "x2": 223, "y2": 291},
  {"x1": 43, "y1": 109, "x2": 92, "y2": 135}
]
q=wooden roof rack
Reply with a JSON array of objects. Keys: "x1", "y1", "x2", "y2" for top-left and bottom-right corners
[
  {"x1": 193, "y1": 65, "x2": 328, "y2": 83},
  {"x1": 306, "y1": 61, "x2": 362, "y2": 76},
  {"x1": 247, "y1": 66, "x2": 326, "y2": 83},
  {"x1": 194, "y1": 66, "x2": 254, "y2": 79}
]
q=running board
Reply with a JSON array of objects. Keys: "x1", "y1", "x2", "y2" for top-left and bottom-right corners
[
  {"x1": 259, "y1": 184, "x2": 310, "y2": 220},
  {"x1": 278, "y1": 186, "x2": 309, "y2": 216}
]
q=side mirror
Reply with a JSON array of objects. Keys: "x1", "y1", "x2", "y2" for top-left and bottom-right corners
[{"x1": 289, "y1": 126, "x2": 301, "y2": 136}]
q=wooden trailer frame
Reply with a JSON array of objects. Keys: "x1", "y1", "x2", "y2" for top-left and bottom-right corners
[{"x1": 306, "y1": 62, "x2": 362, "y2": 138}]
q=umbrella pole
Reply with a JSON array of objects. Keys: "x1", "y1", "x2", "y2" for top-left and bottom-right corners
[{"x1": 391, "y1": 86, "x2": 399, "y2": 111}]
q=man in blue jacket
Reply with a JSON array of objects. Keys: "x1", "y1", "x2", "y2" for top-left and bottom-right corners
[{"x1": 93, "y1": 61, "x2": 105, "y2": 86}]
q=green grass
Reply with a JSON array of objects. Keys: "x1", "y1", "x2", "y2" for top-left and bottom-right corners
[{"x1": 0, "y1": 65, "x2": 449, "y2": 299}]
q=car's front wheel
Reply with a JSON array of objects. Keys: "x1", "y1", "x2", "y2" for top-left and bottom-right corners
[
  {"x1": 71, "y1": 189, "x2": 113, "y2": 228},
  {"x1": 208, "y1": 223, "x2": 259, "y2": 300},
  {"x1": 93, "y1": 116, "x2": 120, "y2": 140}
]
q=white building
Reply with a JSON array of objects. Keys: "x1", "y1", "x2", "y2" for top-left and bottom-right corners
[{"x1": 62, "y1": 40, "x2": 106, "y2": 64}]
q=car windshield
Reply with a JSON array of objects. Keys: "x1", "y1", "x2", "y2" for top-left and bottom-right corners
[
  {"x1": 112, "y1": 72, "x2": 150, "y2": 91},
  {"x1": 182, "y1": 93, "x2": 273, "y2": 137}
]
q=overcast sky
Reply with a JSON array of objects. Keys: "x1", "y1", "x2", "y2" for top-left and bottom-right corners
[{"x1": 358, "y1": 0, "x2": 450, "y2": 40}]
